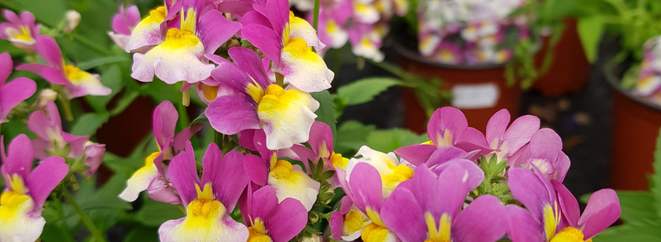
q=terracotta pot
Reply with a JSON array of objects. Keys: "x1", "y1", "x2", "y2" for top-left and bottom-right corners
[
  {"x1": 395, "y1": 43, "x2": 522, "y2": 134},
  {"x1": 532, "y1": 18, "x2": 591, "y2": 96},
  {"x1": 606, "y1": 66, "x2": 661, "y2": 191}
]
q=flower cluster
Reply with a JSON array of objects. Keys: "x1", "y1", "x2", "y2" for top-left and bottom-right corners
[
  {"x1": 0, "y1": 0, "x2": 622, "y2": 241},
  {"x1": 292, "y1": 0, "x2": 407, "y2": 61},
  {"x1": 417, "y1": 0, "x2": 530, "y2": 65},
  {"x1": 633, "y1": 36, "x2": 661, "y2": 104}
]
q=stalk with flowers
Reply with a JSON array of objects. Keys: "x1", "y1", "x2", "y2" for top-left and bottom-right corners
[{"x1": 0, "y1": 0, "x2": 622, "y2": 242}]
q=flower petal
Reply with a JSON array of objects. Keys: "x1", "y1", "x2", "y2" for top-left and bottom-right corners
[
  {"x1": 453, "y1": 195, "x2": 508, "y2": 242},
  {"x1": 504, "y1": 205, "x2": 545, "y2": 242},
  {"x1": 244, "y1": 154, "x2": 269, "y2": 186},
  {"x1": 268, "y1": 163, "x2": 320, "y2": 211},
  {"x1": 212, "y1": 150, "x2": 249, "y2": 210},
  {"x1": 394, "y1": 144, "x2": 437, "y2": 167},
  {"x1": 0, "y1": 196, "x2": 46, "y2": 242},
  {"x1": 207, "y1": 94, "x2": 261, "y2": 135},
  {"x1": 26, "y1": 156, "x2": 68, "y2": 209},
  {"x1": 258, "y1": 85, "x2": 319, "y2": 150},
  {"x1": 1, "y1": 134, "x2": 34, "y2": 181},
  {"x1": 158, "y1": 215, "x2": 249, "y2": 242},
  {"x1": 279, "y1": 37, "x2": 334, "y2": 92},
  {"x1": 579, "y1": 189, "x2": 621, "y2": 239},
  {"x1": 167, "y1": 143, "x2": 199, "y2": 206},
  {"x1": 267, "y1": 197, "x2": 308, "y2": 242},
  {"x1": 381, "y1": 185, "x2": 426, "y2": 242}
]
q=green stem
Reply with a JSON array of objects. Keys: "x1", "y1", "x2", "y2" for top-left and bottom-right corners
[
  {"x1": 61, "y1": 188, "x2": 107, "y2": 242},
  {"x1": 313, "y1": 0, "x2": 321, "y2": 31},
  {"x1": 72, "y1": 33, "x2": 112, "y2": 55},
  {"x1": 58, "y1": 94, "x2": 74, "y2": 122},
  {"x1": 175, "y1": 102, "x2": 190, "y2": 132},
  {"x1": 275, "y1": 73, "x2": 285, "y2": 87}
]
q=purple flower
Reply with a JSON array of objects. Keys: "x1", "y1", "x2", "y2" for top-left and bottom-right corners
[
  {"x1": 158, "y1": 142, "x2": 250, "y2": 242},
  {"x1": 119, "y1": 100, "x2": 202, "y2": 203},
  {"x1": 484, "y1": 109, "x2": 540, "y2": 163},
  {"x1": 507, "y1": 167, "x2": 620, "y2": 241},
  {"x1": 205, "y1": 47, "x2": 319, "y2": 150},
  {"x1": 124, "y1": 0, "x2": 181, "y2": 52},
  {"x1": 16, "y1": 35, "x2": 111, "y2": 99},
  {"x1": 0, "y1": 134, "x2": 68, "y2": 241},
  {"x1": 239, "y1": 186, "x2": 308, "y2": 242},
  {"x1": 0, "y1": 52, "x2": 36, "y2": 124},
  {"x1": 508, "y1": 128, "x2": 570, "y2": 182},
  {"x1": 0, "y1": 10, "x2": 40, "y2": 51},
  {"x1": 241, "y1": 0, "x2": 334, "y2": 92},
  {"x1": 108, "y1": 5, "x2": 141, "y2": 50},
  {"x1": 131, "y1": 0, "x2": 242, "y2": 85},
  {"x1": 382, "y1": 163, "x2": 508, "y2": 242},
  {"x1": 395, "y1": 107, "x2": 489, "y2": 166},
  {"x1": 28, "y1": 100, "x2": 89, "y2": 160}
]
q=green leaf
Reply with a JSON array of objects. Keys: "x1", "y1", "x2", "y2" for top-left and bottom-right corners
[
  {"x1": 70, "y1": 113, "x2": 110, "y2": 136},
  {"x1": 615, "y1": 191, "x2": 659, "y2": 224},
  {"x1": 136, "y1": 199, "x2": 186, "y2": 227},
  {"x1": 76, "y1": 56, "x2": 130, "y2": 71},
  {"x1": 190, "y1": 111, "x2": 208, "y2": 126},
  {"x1": 595, "y1": 223, "x2": 661, "y2": 242},
  {"x1": 124, "y1": 226, "x2": 160, "y2": 242},
  {"x1": 365, "y1": 128, "x2": 428, "y2": 153},
  {"x1": 336, "y1": 77, "x2": 401, "y2": 106},
  {"x1": 335, "y1": 120, "x2": 376, "y2": 155},
  {"x1": 312, "y1": 90, "x2": 337, "y2": 140},
  {"x1": 577, "y1": 15, "x2": 604, "y2": 63},
  {"x1": 652, "y1": 128, "x2": 661, "y2": 217}
]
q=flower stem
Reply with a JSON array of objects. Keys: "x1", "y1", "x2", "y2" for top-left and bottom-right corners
[
  {"x1": 313, "y1": 0, "x2": 321, "y2": 31},
  {"x1": 58, "y1": 94, "x2": 74, "y2": 122},
  {"x1": 275, "y1": 73, "x2": 285, "y2": 87},
  {"x1": 61, "y1": 188, "x2": 107, "y2": 242}
]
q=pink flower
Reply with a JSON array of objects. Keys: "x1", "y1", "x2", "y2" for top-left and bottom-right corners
[
  {"x1": 28, "y1": 100, "x2": 89, "y2": 160},
  {"x1": 17, "y1": 35, "x2": 111, "y2": 99},
  {"x1": 0, "y1": 52, "x2": 36, "y2": 123},
  {"x1": 108, "y1": 5, "x2": 141, "y2": 50},
  {"x1": 0, "y1": 134, "x2": 69, "y2": 241},
  {"x1": 0, "y1": 10, "x2": 41, "y2": 51},
  {"x1": 238, "y1": 186, "x2": 308, "y2": 242},
  {"x1": 158, "y1": 142, "x2": 250, "y2": 242}
]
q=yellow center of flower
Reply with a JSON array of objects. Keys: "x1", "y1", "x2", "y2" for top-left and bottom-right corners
[
  {"x1": 381, "y1": 163, "x2": 414, "y2": 197},
  {"x1": 327, "y1": 20, "x2": 338, "y2": 33},
  {"x1": 361, "y1": 223, "x2": 390, "y2": 242},
  {"x1": 181, "y1": 183, "x2": 226, "y2": 230},
  {"x1": 360, "y1": 36, "x2": 375, "y2": 48},
  {"x1": 201, "y1": 84, "x2": 220, "y2": 101},
  {"x1": 331, "y1": 152, "x2": 349, "y2": 170},
  {"x1": 8, "y1": 174, "x2": 27, "y2": 195},
  {"x1": 270, "y1": 159, "x2": 295, "y2": 180},
  {"x1": 257, "y1": 84, "x2": 310, "y2": 122},
  {"x1": 343, "y1": 209, "x2": 366, "y2": 235},
  {"x1": 14, "y1": 25, "x2": 33, "y2": 41},
  {"x1": 282, "y1": 37, "x2": 318, "y2": 62},
  {"x1": 0, "y1": 191, "x2": 31, "y2": 221},
  {"x1": 435, "y1": 129, "x2": 454, "y2": 147},
  {"x1": 550, "y1": 227, "x2": 592, "y2": 242},
  {"x1": 148, "y1": 6, "x2": 167, "y2": 23},
  {"x1": 63, "y1": 64, "x2": 94, "y2": 84},
  {"x1": 425, "y1": 213, "x2": 452, "y2": 242},
  {"x1": 248, "y1": 218, "x2": 272, "y2": 242},
  {"x1": 160, "y1": 28, "x2": 200, "y2": 49}
]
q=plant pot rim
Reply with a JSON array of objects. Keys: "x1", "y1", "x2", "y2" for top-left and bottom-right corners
[
  {"x1": 604, "y1": 61, "x2": 661, "y2": 111},
  {"x1": 393, "y1": 39, "x2": 509, "y2": 70}
]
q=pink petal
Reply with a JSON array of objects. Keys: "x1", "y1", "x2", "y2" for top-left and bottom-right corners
[
  {"x1": 530, "y1": 128, "x2": 562, "y2": 162},
  {"x1": 427, "y1": 107, "x2": 468, "y2": 145},
  {"x1": 505, "y1": 205, "x2": 545, "y2": 242},
  {"x1": 0, "y1": 77, "x2": 36, "y2": 119},
  {"x1": 267, "y1": 197, "x2": 308, "y2": 242},
  {"x1": 206, "y1": 94, "x2": 261, "y2": 135},
  {"x1": 199, "y1": 11, "x2": 243, "y2": 55},
  {"x1": 503, "y1": 115, "x2": 540, "y2": 155},
  {"x1": 27, "y1": 156, "x2": 68, "y2": 209},
  {"x1": 167, "y1": 142, "x2": 199, "y2": 206},
  {"x1": 153, "y1": 101, "x2": 178, "y2": 150},
  {"x1": 217, "y1": 1, "x2": 255, "y2": 16},
  {"x1": 381, "y1": 185, "x2": 427, "y2": 242},
  {"x1": 349, "y1": 162, "x2": 384, "y2": 211},
  {"x1": 394, "y1": 144, "x2": 437, "y2": 166},
  {"x1": 241, "y1": 24, "x2": 282, "y2": 67},
  {"x1": 1, "y1": 134, "x2": 34, "y2": 181},
  {"x1": 579, "y1": 189, "x2": 621, "y2": 239},
  {"x1": 34, "y1": 35, "x2": 63, "y2": 68},
  {"x1": 486, "y1": 109, "x2": 510, "y2": 144},
  {"x1": 508, "y1": 168, "x2": 552, "y2": 222},
  {"x1": 212, "y1": 150, "x2": 249, "y2": 210},
  {"x1": 453, "y1": 195, "x2": 508, "y2": 242},
  {"x1": 126, "y1": 5, "x2": 141, "y2": 27},
  {"x1": 552, "y1": 180, "x2": 580, "y2": 228},
  {"x1": 228, "y1": 47, "x2": 272, "y2": 88},
  {"x1": 243, "y1": 154, "x2": 269, "y2": 186},
  {"x1": 0, "y1": 52, "x2": 11, "y2": 87}
]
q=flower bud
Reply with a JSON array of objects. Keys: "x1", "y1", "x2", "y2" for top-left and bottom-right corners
[
  {"x1": 64, "y1": 10, "x2": 81, "y2": 33},
  {"x1": 37, "y1": 89, "x2": 58, "y2": 109},
  {"x1": 300, "y1": 234, "x2": 322, "y2": 242}
]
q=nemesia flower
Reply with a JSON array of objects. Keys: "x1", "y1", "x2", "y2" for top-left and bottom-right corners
[
  {"x1": 0, "y1": 134, "x2": 69, "y2": 242},
  {"x1": 0, "y1": 52, "x2": 36, "y2": 124},
  {"x1": 344, "y1": 146, "x2": 414, "y2": 198},
  {"x1": 348, "y1": 23, "x2": 385, "y2": 62},
  {"x1": 241, "y1": 0, "x2": 334, "y2": 92},
  {"x1": 206, "y1": 47, "x2": 319, "y2": 150},
  {"x1": 16, "y1": 35, "x2": 111, "y2": 99},
  {"x1": 119, "y1": 100, "x2": 203, "y2": 202},
  {"x1": 159, "y1": 142, "x2": 250, "y2": 242},
  {"x1": 335, "y1": 162, "x2": 400, "y2": 241},
  {"x1": 108, "y1": 5, "x2": 141, "y2": 50},
  {"x1": 244, "y1": 151, "x2": 321, "y2": 211},
  {"x1": 484, "y1": 109, "x2": 540, "y2": 163},
  {"x1": 316, "y1": 8, "x2": 350, "y2": 50},
  {"x1": 290, "y1": 121, "x2": 349, "y2": 186},
  {"x1": 131, "y1": 0, "x2": 242, "y2": 84},
  {"x1": 0, "y1": 10, "x2": 41, "y2": 51},
  {"x1": 329, "y1": 197, "x2": 371, "y2": 241},
  {"x1": 508, "y1": 128, "x2": 570, "y2": 182},
  {"x1": 28, "y1": 100, "x2": 89, "y2": 160},
  {"x1": 239, "y1": 186, "x2": 308, "y2": 242},
  {"x1": 82, "y1": 142, "x2": 106, "y2": 178},
  {"x1": 395, "y1": 107, "x2": 489, "y2": 166},
  {"x1": 507, "y1": 167, "x2": 621, "y2": 242},
  {"x1": 381, "y1": 163, "x2": 508, "y2": 242},
  {"x1": 124, "y1": 0, "x2": 181, "y2": 52}
]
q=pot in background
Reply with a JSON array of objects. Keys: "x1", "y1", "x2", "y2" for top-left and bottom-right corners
[
  {"x1": 606, "y1": 65, "x2": 661, "y2": 191},
  {"x1": 395, "y1": 42, "x2": 522, "y2": 134},
  {"x1": 532, "y1": 18, "x2": 591, "y2": 96}
]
